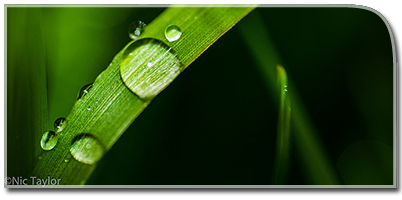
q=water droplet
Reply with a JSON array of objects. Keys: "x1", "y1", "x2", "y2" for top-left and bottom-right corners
[
  {"x1": 54, "y1": 117, "x2": 67, "y2": 132},
  {"x1": 77, "y1": 83, "x2": 93, "y2": 100},
  {"x1": 70, "y1": 134, "x2": 105, "y2": 165},
  {"x1": 38, "y1": 155, "x2": 42, "y2": 160},
  {"x1": 64, "y1": 159, "x2": 70, "y2": 163},
  {"x1": 165, "y1": 25, "x2": 182, "y2": 42},
  {"x1": 128, "y1": 21, "x2": 147, "y2": 40},
  {"x1": 120, "y1": 38, "x2": 182, "y2": 99},
  {"x1": 87, "y1": 107, "x2": 91, "y2": 111},
  {"x1": 40, "y1": 131, "x2": 59, "y2": 151}
]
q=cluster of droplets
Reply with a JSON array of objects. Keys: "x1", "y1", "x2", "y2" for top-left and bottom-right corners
[
  {"x1": 39, "y1": 83, "x2": 96, "y2": 157},
  {"x1": 38, "y1": 20, "x2": 184, "y2": 163},
  {"x1": 39, "y1": 83, "x2": 105, "y2": 165},
  {"x1": 40, "y1": 117, "x2": 67, "y2": 151},
  {"x1": 127, "y1": 20, "x2": 182, "y2": 43},
  {"x1": 38, "y1": 83, "x2": 105, "y2": 165}
]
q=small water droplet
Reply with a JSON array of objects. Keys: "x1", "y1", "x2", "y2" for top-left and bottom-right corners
[
  {"x1": 64, "y1": 159, "x2": 70, "y2": 163},
  {"x1": 40, "y1": 131, "x2": 59, "y2": 151},
  {"x1": 77, "y1": 83, "x2": 93, "y2": 100},
  {"x1": 54, "y1": 117, "x2": 67, "y2": 132},
  {"x1": 38, "y1": 155, "x2": 42, "y2": 160},
  {"x1": 165, "y1": 25, "x2": 182, "y2": 42},
  {"x1": 147, "y1": 62, "x2": 153, "y2": 67},
  {"x1": 128, "y1": 21, "x2": 147, "y2": 40},
  {"x1": 70, "y1": 134, "x2": 105, "y2": 165},
  {"x1": 87, "y1": 107, "x2": 91, "y2": 111}
]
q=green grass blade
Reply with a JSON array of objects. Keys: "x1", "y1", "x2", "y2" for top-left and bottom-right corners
[
  {"x1": 31, "y1": 6, "x2": 255, "y2": 185},
  {"x1": 238, "y1": 10, "x2": 340, "y2": 185},
  {"x1": 7, "y1": 8, "x2": 48, "y2": 178},
  {"x1": 272, "y1": 65, "x2": 291, "y2": 184}
]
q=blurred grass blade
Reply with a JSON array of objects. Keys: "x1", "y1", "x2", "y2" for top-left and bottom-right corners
[
  {"x1": 238, "y1": 10, "x2": 340, "y2": 184},
  {"x1": 272, "y1": 65, "x2": 291, "y2": 184},
  {"x1": 31, "y1": 6, "x2": 256, "y2": 185},
  {"x1": 7, "y1": 8, "x2": 48, "y2": 178}
]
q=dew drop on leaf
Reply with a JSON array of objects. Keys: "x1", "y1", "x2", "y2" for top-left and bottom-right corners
[
  {"x1": 120, "y1": 38, "x2": 182, "y2": 99},
  {"x1": 40, "y1": 131, "x2": 59, "y2": 151},
  {"x1": 165, "y1": 25, "x2": 182, "y2": 42},
  {"x1": 54, "y1": 117, "x2": 67, "y2": 132},
  {"x1": 77, "y1": 83, "x2": 93, "y2": 100},
  {"x1": 128, "y1": 21, "x2": 147, "y2": 40},
  {"x1": 70, "y1": 134, "x2": 105, "y2": 165}
]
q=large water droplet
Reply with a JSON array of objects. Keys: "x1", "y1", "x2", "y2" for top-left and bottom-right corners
[
  {"x1": 40, "y1": 131, "x2": 59, "y2": 151},
  {"x1": 128, "y1": 21, "x2": 147, "y2": 40},
  {"x1": 120, "y1": 38, "x2": 182, "y2": 99},
  {"x1": 54, "y1": 117, "x2": 67, "y2": 132},
  {"x1": 77, "y1": 83, "x2": 93, "y2": 100},
  {"x1": 165, "y1": 25, "x2": 182, "y2": 42},
  {"x1": 70, "y1": 134, "x2": 105, "y2": 165}
]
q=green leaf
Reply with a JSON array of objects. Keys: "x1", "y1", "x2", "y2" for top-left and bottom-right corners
[
  {"x1": 272, "y1": 65, "x2": 291, "y2": 184},
  {"x1": 7, "y1": 8, "x2": 48, "y2": 178},
  {"x1": 31, "y1": 6, "x2": 255, "y2": 185}
]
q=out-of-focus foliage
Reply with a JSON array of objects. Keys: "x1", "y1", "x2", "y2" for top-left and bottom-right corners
[{"x1": 7, "y1": 7, "x2": 393, "y2": 186}]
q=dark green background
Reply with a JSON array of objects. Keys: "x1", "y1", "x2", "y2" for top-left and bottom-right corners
[{"x1": 7, "y1": 7, "x2": 394, "y2": 185}]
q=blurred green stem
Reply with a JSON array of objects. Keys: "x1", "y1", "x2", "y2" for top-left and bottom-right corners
[
  {"x1": 273, "y1": 65, "x2": 291, "y2": 184},
  {"x1": 238, "y1": 11, "x2": 340, "y2": 185}
]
